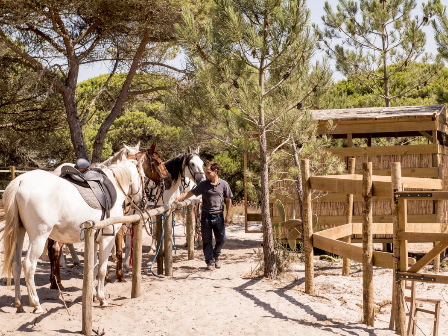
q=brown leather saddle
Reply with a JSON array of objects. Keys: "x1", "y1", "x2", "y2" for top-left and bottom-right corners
[{"x1": 60, "y1": 166, "x2": 117, "y2": 220}]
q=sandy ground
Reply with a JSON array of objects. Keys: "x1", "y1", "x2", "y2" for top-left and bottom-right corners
[{"x1": 1, "y1": 218, "x2": 448, "y2": 336}]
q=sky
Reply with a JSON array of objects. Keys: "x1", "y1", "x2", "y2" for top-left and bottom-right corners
[{"x1": 78, "y1": 1, "x2": 439, "y2": 83}]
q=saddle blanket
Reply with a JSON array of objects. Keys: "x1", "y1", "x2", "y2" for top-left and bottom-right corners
[{"x1": 71, "y1": 182, "x2": 102, "y2": 210}]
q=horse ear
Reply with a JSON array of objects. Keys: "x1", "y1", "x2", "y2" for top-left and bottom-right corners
[
  {"x1": 196, "y1": 146, "x2": 200, "y2": 154},
  {"x1": 148, "y1": 142, "x2": 157, "y2": 154},
  {"x1": 124, "y1": 144, "x2": 132, "y2": 153},
  {"x1": 135, "y1": 141, "x2": 140, "y2": 151}
]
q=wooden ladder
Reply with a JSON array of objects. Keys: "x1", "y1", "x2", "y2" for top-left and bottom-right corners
[{"x1": 405, "y1": 281, "x2": 441, "y2": 336}]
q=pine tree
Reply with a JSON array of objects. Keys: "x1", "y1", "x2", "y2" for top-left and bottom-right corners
[
  {"x1": 176, "y1": 0, "x2": 331, "y2": 278},
  {"x1": 319, "y1": 0, "x2": 442, "y2": 107}
]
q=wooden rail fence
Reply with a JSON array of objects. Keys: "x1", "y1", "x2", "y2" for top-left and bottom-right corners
[{"x1": 80, "y1": 198, "x2": 201, "y2": 335}]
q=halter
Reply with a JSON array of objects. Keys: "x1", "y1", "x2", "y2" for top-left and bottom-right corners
[
  {"x1": 144, "y1": 149, "x2": 172, "y2": 186},
  {"x1": 183, "y1": 154, "x2": 205, "y2": 183}
]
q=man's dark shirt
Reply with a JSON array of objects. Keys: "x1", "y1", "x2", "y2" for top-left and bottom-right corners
[{"x1": 191, "y1": 178, "x2": 233, "y2": 214}]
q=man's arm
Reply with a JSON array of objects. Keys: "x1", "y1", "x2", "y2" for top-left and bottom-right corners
[
  {"x1": 174, "y1": 191, "x2": 194, "y2": 203},
  {"x1": 224, "y1": 198, "x2": 232, "y2": 225}
]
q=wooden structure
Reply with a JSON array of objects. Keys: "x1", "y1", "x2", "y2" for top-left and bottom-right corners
[
  {"x1": 300, "y1": 159, "x2": 448, "y2": 334},
  {"x1": 80, "y1": 199, "x2": 200, "y2": 335},
  {"x1": 244, "y1": 105, "x2": 448, "y2": 238}
]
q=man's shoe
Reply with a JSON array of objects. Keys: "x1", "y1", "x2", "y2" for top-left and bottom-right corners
[
  {"x1": 215, "y1": 259, "x2": 222, "y2": 269},
  {"x1": 206, "y1": 263, "x2": 215, "y2": 271}
]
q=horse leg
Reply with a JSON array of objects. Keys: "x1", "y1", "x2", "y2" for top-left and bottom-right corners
[
  {"x1": 67, "y1": 244, "x2": 80, "y2": 267},
  {"x1": 123, "y1": 229, "x2": 131, "y2": 272},
  {"x1": 59, "y1": 244, "x2": 67, "y2": 269},
  {"x1": 116, "y1": 225, "x2": 126, "y2": 282},
  {"x1": 13, "y1": 225, "x2": 26, "y2": 313},
  {"x1": 97, "y1": 237, "x2": 115, "y2": 307},
  {"x1": 48, "y1": 239, "x2": 64, "y2": 289},
  {"x1": 23, "y1": 235, "x2": 48, "y2": 313}
]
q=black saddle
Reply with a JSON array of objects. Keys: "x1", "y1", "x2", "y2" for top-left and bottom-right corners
[{"x1": 60, "y1": 166, "x2": 117, "y2": 220}]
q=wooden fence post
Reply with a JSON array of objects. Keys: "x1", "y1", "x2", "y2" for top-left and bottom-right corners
[
  {"x1": 186, "y1": 204, "x2": 195, "y2": 260},
  {"x1": 82, "y1": 228, "x2": 95, "y2": 336},
  {"x1": 10, "y1": 166, "x2": 15, "y2": 180},
  {"x1": 131, "y1": 219, "x2": 143, "y2": 298},
  {"x1": 390, "y1": 162, "x2": 406, "y2": 335},
  {"x1": 362, "y1": 162, "x2": 374, "y2": 327},
  {"x1": 164, "y1": 210, "x2": 173, "y2": 276},
  {"x1": 343, "y1": 157, "x2": 355, "y2": 276},
  {"x1": 300, "y1": 159, "x2": 314, "y2": 295},
  {"x1": 156, "y1": 216, "x2": 164, "y2": 275},
  {"x1": 434, "y1": 164, "x2": 445, "y2": 273}
]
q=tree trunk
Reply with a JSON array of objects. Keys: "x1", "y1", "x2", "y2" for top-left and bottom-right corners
[
  {"x1": 381, "y1": 6, "x2": 390, "y2": 107},
  {"x1": 62, "y1": 59, "x2": 89, "y2": 159},
  {"x1": 259, "y1": 126, "x2": 277, "y2": 279},
  {"x1": 91, "y1": 27, "x2": 151, "y2": 163}
]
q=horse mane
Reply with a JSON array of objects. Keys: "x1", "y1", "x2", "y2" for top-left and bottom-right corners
[
  {"x1": 106, "y1": 162, "x2": 132, "y2": 191},
  {"x1": 102, "y1": 144, "x2": 140, "y2": 167},
  {"x1": 164, "y1": 153, "x2": 194, "y2": 183}
]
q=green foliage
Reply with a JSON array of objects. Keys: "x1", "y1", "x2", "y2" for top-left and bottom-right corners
[
  {"x1": 325, "y1": 62, "x2": 448, "y2": 108},
  {"x1": 319, "y1": 0, "x2": 442, "y2": 107}
]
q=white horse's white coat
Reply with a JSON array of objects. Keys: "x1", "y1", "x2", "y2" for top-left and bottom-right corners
[{"x1": 1, "y1": 160, "x2": 143, "y2": 313}]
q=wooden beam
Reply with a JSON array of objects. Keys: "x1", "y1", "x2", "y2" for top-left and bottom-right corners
[
  {"x1": 398, "y1": 232, "x2": 448, "y2": 242},
  {"x1": 309, "y1": 174, "x2": 442, "y2": 196},
  {"x1": 309, "y1": 214, "x2": 438, "y2": 227},
  {"x1": 362, "y1": 162, "x2": 374, "y2": 327},
  {"x1": 391, "y1": 162, "x2": 406, "y2": 335},
  {"x1": 352, "y1": 222, "x2": 393, "y2": 235},
  {"x1": 407, "y1": 241, "x2": 448, "y2": 273},
  {"x1": 327, "y1": 144, "x2": 438, "y2": 157},
  {"x1": 313, "y1": 223, "x2": 352, "y2": 239},
  {"x1": 343, "y1": 157, "x2": 355, "y2": 277},
  {"x1": 318, "y1": 120, "x2": 436, "y2": 135},
  {"x1": 397, "y1": 272, "x2": 448, "y2": 284},
  {"x1": 301, "y1": 159, "x2": 314, "y2": 295},
  {"x1": 434, "y1": 164, "x2": 444, "y2": 273},
  {"x1": 419, "y1": 131, "x2": 433, "y2": 142}
]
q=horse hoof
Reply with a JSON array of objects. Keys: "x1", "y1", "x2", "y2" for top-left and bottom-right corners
[
  {"x1": 33, "y1": 306, "x2": 44, "y2": 314},
  {"x1": 100, "y1": 300, "x2": 108, "y2": 307},
  {"x1": 50, "y1": 284, "x2": 58, "y2": 290},
  {"x1": 16, "y1": 306, "x2": 25, "y2": 313},
  {"x1": 117, "y1": 277, "x2": 127, "y2": 283}
]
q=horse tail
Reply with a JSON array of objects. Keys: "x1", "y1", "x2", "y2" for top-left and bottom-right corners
[{"x1": 2, "y1": 176, "x2": 22, "y2": 284}]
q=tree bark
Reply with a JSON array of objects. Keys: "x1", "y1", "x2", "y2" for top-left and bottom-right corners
[{"x1": 91, "y1": 27, "x2": 151, "y2": 163}]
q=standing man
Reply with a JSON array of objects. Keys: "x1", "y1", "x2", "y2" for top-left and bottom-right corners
[{"x1": 175, "y1": 162, "x2": 233, "y2": 270}]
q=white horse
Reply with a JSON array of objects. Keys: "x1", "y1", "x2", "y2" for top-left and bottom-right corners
[{"x1": 1, "y1": 160, "x2": 144, "y2": 313}]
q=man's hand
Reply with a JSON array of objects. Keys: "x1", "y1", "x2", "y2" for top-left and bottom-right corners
[{"x1": 224, "y1": 215, "x2": 231, "y2": 226}]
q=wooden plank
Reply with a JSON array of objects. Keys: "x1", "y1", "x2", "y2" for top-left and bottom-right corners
[
  {"x1": 81, "y1": 228, "x2": 94, "y2": 336},
  {"x1": 391, "y1": 162, "x2": 406, "y2": 335},
  {"x1": 310, "y1": 174, "x2": 442, "y2": 196},
  {"x1": 398, "y1": 232, "x2": 448, "y2": 242},
  {"x1": 318, "y1": 120, "x2": 436, "y2": 135},
  {"x1": 131, "y1": 218, "x2": 143, "y2": 298},
  {"x1": 407, "y1": 241, "x2": 448, "y2": 273},
  {"x1": 313, "y1": 223, "x2": 352, "y2": 239},
  {"x1": 313, "y1": 214, "x2": 438, "y2": 227},
  {"x1": 372, "y1": 251, "x2": 394, "y2": 269},
  {"x1": 397, "y1": 272, "x2": 448, "y2": 284},
  {"x1": 355, "y1": 167, "x2": 439, "y2": 178},
  {"x1": 362, "y1": 162, "x2": 374, "y2": 327},
  {"x1": 398, "y1": 199, "x2": 408, "y2": 274},
  {"x1": 352, "y1": 222, "x2": 393, "y2": 235},
  {"x1": 164, "y1": 211, "x2": 173, "y2": 276},
  {"x1": 395, "y1": 191, "x2": 448, "y2": 200},
  {"x1": 343, "y1": 157, "x2": 355, "y2": 277},
  {"x1": 327, "y1": 144, "x2": 438, "y2": 157},
  {"x1": 247, "y1": 213, "x2": 262, "y2": 221},
  {"x1": 186, "y1": 205, "x2": 194, "y2": 260},
  {"x1": 312, "y1": 233, "x2": 393, "y2": 269},
  {"x1": 313, "y1": 234, "x2": 363, "y2": 262}
]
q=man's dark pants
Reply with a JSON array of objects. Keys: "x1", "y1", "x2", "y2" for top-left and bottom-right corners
[{"x1": 201, "y1": 212, "x2": 226, "y2": 265}]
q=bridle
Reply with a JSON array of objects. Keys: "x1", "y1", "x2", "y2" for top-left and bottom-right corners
[{"x1": 182, "y1": 154, "x2": 205, "y2": 186}]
